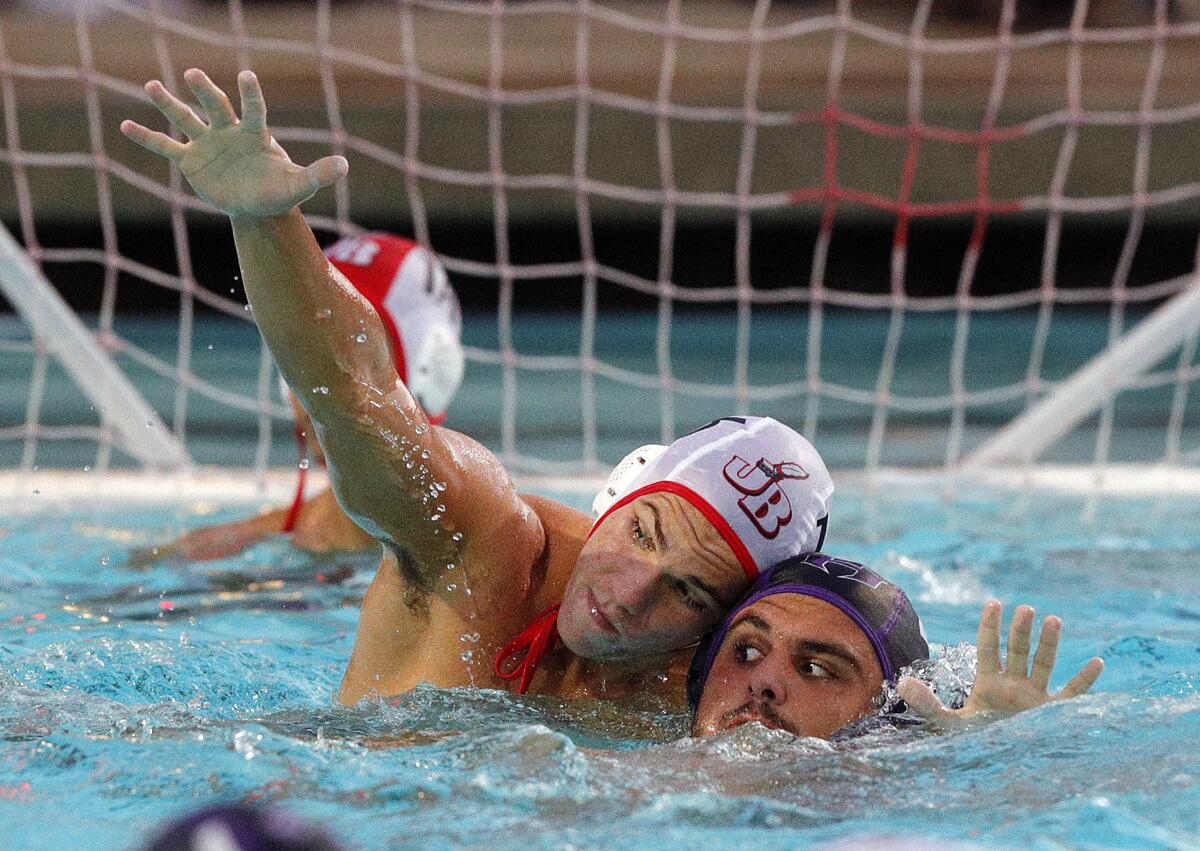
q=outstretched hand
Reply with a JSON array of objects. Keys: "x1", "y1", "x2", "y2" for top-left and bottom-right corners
[
  {"x1": 898, "y1": 600, "x2": 1104, "y2": 729},
  {"x1": 120, "y1": 69, "x2": 347, "y2": 219}
]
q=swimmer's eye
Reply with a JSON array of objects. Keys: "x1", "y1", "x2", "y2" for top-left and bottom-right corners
[
  {"x1": 669, "y1": 577, "x2": 708, "y2": 614},
  {"x1": 631, "y1": 516, "x2": 655, "y2": 551},
  {"x1": 797, "y1": 659, "x2": 834, "y2": 680},
  {"x1": 733, "y1": 640, "x2": 764, "y2": 663}
]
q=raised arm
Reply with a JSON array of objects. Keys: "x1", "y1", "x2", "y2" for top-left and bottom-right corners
[
  {"x1": 899, "y1": 600, "x2": 1105, "y2": 729},
  {"x1": 121, "y1": 70, "x2": 542, "y2": 588}
]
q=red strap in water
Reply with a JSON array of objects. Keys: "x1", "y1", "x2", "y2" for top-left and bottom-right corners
[
  {"x1": 281, "y1": 421, "x2": 309, "y2": 534},
  {"x1": 494, "y1": 604, "x2": 560, "y2": 694}
]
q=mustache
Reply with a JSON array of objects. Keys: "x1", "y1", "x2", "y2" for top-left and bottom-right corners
[{"x1": 718, "y1": 700, "x2": 798, "y2": 736}]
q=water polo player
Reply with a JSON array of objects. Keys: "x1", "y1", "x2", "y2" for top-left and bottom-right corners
[
  {"x1": 133, "y1": 232, "x2": 464, "y2": 562},
  {"x1": 689, "y1": 554, "x2": 1105, "y2": 738},
  {"x1": 120, "y1": 70, "x2": 833, "y2": 703}
]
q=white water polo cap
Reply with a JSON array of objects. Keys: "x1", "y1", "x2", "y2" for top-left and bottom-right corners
[
  {"x1": 590, "y1": 416, "x2": 833, "y2": 580},
  {"x1": 324, "y1": 232, "x2": 464, "y2": 422}
]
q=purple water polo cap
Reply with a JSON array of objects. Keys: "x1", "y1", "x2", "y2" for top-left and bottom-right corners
[{"x1": 687, "y1": 553, "x2": 929, "y2": 712}]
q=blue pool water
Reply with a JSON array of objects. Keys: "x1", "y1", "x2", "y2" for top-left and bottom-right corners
[{"x1": 1, "y1": 483, "x2": 1198, "y2": 849}]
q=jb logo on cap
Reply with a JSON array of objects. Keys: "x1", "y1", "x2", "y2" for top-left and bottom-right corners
[{"x1": 722, "y1": 455, "x2": 808, "y2": 539}]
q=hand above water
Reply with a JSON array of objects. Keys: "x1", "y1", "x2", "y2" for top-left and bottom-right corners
[
  {"x1": 120, "y1": 68, "x2": 347, "y2": 219},
  {"x1": 898, "y1": 600, "x2": 1105, "y2": 729}
]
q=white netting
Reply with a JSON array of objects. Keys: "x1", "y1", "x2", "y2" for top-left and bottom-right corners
[{"x1": 1, "y1": 0, "x2": 1199, "y2": 486}]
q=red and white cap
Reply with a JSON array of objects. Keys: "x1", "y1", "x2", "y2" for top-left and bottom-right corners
[
  {"x1": 324, "y1": 232, "x2": 464, "y2": 422},
  {"x1": 590, "y1": 416, "x2": 833, "y2": 580}
]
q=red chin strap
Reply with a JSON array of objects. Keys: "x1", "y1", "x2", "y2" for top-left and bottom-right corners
[
  {"x1": 281, "y1": 420, "x2": 310, "y2": 534},
  {"x1": 494, "y1": 604, "x2": 560, "y2": 694}
]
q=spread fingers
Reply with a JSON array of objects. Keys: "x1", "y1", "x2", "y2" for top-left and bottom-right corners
[
  {"x1": 120, "y1": 120, "x2": 185, "y2": 161},
  {"x1": 1004, "y1": 604, "x2": 1035, "y2": 677},
  {"x1": 237, "y1": 70, "x2": 268, "y2": 132},
  {"x1": 976, "y1": 599, "x2": 1002, "y2": 676},
  {"x1": 144, "y1": 80, "x2": 206, "y2": 139},
  {"x1": 184, "y1": 68, "x2": 238, "y2": 129},
  {"x1": 1029, "y1": 616, "x2": 1061, "y2": 691},
  {"x1": 1057, "y1": 657, "x2": 1104, "y2": 700}
]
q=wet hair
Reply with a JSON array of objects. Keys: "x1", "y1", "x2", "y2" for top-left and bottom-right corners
[{"x1": 686, "y1": 553, "x2": 930, "y2": 713}]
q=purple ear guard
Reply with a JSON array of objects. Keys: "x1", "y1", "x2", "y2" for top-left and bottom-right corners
[{"x1": 686, "y1": 553, "x2": 929, "y2": 713}]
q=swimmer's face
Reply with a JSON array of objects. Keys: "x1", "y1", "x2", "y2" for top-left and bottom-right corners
[
  {"x1": 558, "y1": 494, "x2": 748, "y2": 660},
  {"x1": 691, "y1": 594, "x2": 884, "y2": 739}
]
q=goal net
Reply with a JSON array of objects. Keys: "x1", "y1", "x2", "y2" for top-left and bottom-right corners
[{"x1": 2, "y1": 0, "x2": 1199, "y2": 496}]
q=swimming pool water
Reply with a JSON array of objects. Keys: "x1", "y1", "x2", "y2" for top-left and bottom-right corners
[{"x1": 1, "y1": 483, "x2": 1197, "y2": 849}]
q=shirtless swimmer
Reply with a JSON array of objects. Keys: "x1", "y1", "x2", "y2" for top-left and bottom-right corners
[{"x1": 120, "y1": 69, "x2": 835, "y2": 705}]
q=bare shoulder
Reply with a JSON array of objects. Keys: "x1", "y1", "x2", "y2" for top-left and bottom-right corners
[
  {"x1": 520, "y1": 492, "x2": 593, "y2": 532},
  {"x1": 324, "y1": 413, "x2": 542, "y2": 574}
]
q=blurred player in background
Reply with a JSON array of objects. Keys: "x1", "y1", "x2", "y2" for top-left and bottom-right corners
[{"x1": 133, "y1": 233, "x2": 464, "y2": 563}]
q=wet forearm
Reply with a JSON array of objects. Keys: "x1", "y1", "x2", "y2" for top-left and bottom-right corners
[{"x1": 229, "y1": 210, "x2": 399, "y2": 423}]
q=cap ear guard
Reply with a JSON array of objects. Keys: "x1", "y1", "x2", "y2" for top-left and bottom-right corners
[
  {"x1": 407, "y1": 322, "x2": 464, "y2": 419},
  {"x1": 592, "y1": 444, "x2": 668, "y2": 517}
]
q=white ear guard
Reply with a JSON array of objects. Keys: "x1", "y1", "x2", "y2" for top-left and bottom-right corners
[
  {"x1": 591, "y1": 444, "x2": 668, "y2": 517},
  {"x1": 408, "y1": 323, "x2": 464, "y2": 419}
]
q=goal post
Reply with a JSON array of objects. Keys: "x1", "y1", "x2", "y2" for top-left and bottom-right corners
[
  {"x1": 964, "y1": 270, "x2": 1200, "y2": 469},
  {"x1": 0, "y1": 222, "x2": 189, "y2": 471}
]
